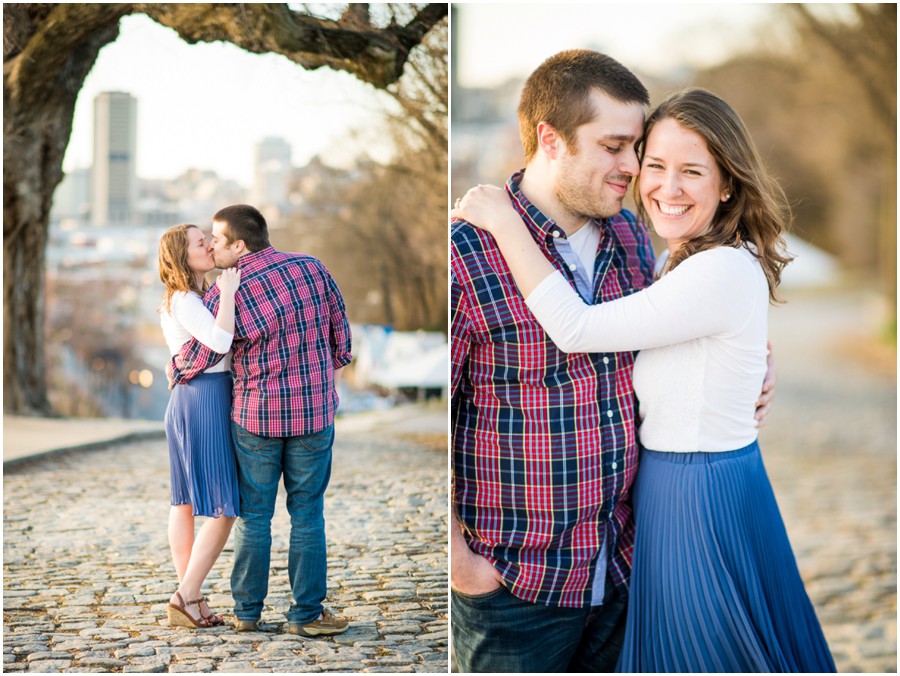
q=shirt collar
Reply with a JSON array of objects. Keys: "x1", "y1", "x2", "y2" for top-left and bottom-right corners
[
  {"x1": 506, "y1": 169, "x2": 609, "y2": 242},
  {"x1": 235, "y1": 245, "x2": 276, "y2": 274}
]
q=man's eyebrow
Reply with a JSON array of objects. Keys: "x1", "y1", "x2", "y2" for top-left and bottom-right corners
[{"x1": 600, "y1": 134, "x2": 638, "y2": 142}]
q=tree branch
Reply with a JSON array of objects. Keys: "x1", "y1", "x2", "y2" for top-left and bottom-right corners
[
  {"x1": 791, "y1": 4, "x2": 896, "y2": 131},
  {"x1": 135, "y1": 3, "x2": 447, "y2": 89}
]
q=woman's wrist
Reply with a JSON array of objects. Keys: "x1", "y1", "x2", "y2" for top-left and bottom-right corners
[{"x1": 491, "y1": 211, "x2": 522, "y2": 240}]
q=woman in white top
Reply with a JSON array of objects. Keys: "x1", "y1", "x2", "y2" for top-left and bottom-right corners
[
  {"x1": 158, "y1": 224, "x2": 241, "y2": 629},
  {"x1": 451, "y1": 89, "x2": 835, "y2": 672}
]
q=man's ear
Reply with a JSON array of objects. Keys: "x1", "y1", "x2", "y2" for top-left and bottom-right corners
[
  {"x1": 536, "y1": 121, "x2": 561, "y2": 159},
  {"x1": 233, "y1": 239, "x2": 247, "y2": 255}
]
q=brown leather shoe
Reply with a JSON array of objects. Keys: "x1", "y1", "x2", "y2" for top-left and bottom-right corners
[
  {"x1": 234, "y1": 619, "x2": 260, "y2": 632},
  {"x1": 287, "y1": 609, "x2": 349, "y2": 637}
]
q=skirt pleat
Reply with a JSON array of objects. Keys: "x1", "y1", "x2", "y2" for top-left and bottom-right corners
[
  {"x1": 617, "y1": 442, "x2": 836, "y2": 673},
  {"x1": 165, "y1": 371, "x2": 240, "y2": 518}
]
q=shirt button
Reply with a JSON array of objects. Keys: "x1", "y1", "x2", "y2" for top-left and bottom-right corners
[
  {"x1": 552, "y1": 230, "x2": 561, "y2": 237},
  {"x1": 607, "y1": 410, "x2": 614, "y2": 418},
  {"x1": 603, "y1": 356, "x2": 610, "y2": 364},
  {"x1": 611, "y1": 462, "x2": 618, "y2": 470},
  {"x1": 569, "y1": 263, "x2": 577, "y2": 271}
]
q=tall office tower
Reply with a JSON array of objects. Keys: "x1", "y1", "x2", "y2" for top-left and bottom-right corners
[
  {"x1": 91, "y1": 91, "x2": 138, "y2": 226},
  {"x1": 253, "y1": 137, "x2": 292, "y2": 209}
]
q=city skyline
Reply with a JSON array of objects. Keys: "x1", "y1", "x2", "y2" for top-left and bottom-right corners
[
  {"x1": 62, "y1": 14, "x2": 397, "y2": 185},
  {"x1": 53, "y1": 86, "x2": 326, "y2": 227}
]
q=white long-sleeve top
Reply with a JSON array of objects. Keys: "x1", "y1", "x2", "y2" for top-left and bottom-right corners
[
  {"x1": 160, "y1": 290, "x2": 233, "y2": 373},
  {"x1": 525, "y1": 245, "x2": 768, "y2": 452}
]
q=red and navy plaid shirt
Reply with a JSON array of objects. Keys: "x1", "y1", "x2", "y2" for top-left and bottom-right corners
[
  {"x1": 171, "y1": 246, "x2": 352, "y2": 437},
  {"x1": 451, "y1": 171, "x2": 655, "y2": 608}
]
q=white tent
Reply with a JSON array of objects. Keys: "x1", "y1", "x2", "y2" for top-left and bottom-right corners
[{"x1": 781, "y1": 234, "x2": 840, "y2": 288}]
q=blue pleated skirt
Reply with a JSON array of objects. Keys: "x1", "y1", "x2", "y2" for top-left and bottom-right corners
[
  {"x1": 617, "y1": 441, "x2": 836, "y2": 673},
  {"x1": 165, "y1": 371, "x2": 240, "y2": 518}
]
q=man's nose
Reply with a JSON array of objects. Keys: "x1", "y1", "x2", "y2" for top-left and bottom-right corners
[{"x1": 620, "y1": 149, "x2": 640, "y2": 177}]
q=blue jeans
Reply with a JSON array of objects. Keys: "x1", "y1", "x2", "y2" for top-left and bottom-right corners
[
  {"x1": 230, "y1": 422, "x2": 334, "y2": 625},
  {"x1": 452, "y1": 584, "x2": 627, "y2": 673}
]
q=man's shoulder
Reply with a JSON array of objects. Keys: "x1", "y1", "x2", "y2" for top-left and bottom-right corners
[
  {"x1": 450, "y1": 218, "x2": 500, "y2": 256},
  {"x1": 263, "y1": 249, "x2": 329, "y2": 274}
]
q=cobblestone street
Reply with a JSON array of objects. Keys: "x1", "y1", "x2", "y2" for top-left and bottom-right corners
[
  {"x1": 4, "y1": 404, "x2": 448, "y2": 673},
  {"x1": 760, "y1": 288, "x2": 896, "y2": 673}
]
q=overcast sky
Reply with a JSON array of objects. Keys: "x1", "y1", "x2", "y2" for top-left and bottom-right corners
[{"x1": 454, "y1": 3, "x2": 783, "y2": 87}]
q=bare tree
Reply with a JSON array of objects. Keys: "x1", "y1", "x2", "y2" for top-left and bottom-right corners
[
  {"x1": 789, "y1": 4, "x2": 896, "y2": 315},
  {"x1": 277, "y1": 15, "x2": 448, "y2": 333},
  {"x1": 3, "y1": 2, "x2": 447, "y2": 414},
  {"x1": 789, "y1": 4, "x2": 895, "y2": 133}
]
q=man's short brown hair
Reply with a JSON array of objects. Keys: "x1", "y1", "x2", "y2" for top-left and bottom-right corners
[
  {"x1": 213, "y1": 204, "x2": 270, "y2": 253},
  {"x1": 517, "y1": 50, "x2": 649, "y2": 161}
]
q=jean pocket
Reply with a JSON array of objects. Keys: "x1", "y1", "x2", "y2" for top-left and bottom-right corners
[
  {"x1": 233, "y1": 424, "x2": 272, "y2": 452},
  {"x1": 297, "y1": 425, "x2": 334, "y2": 453},
  {"x1": 451, "y1": 585, "x2": 506, "y2": 602}
]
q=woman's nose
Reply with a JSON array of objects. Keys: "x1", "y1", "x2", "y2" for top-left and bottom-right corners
[{"x1": 659, "y1": 171, "x2": 682, "y2": 197}]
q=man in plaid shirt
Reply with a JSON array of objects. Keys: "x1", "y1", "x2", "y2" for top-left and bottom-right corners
[
  {"x1": 451, "y1": 51, "x2": 652, "y2": 673},
  {"x1": 171, "y1": 204, "x2": 352, "y2": 637},
  {"x1": 451, "y1": 51, "x2": 776, "y2": 672}
]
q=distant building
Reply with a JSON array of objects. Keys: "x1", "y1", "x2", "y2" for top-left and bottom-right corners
[
  {"x1": 139, "y1": 168, "x2": 247, "y2": 226},
  {"x1": 253, "y1": 137, "x2": 292, "y2": 211},
  {"x1": 50, "y1": 167, "x2": 91, "y2": 223},
  {"x1": 91, "y1": 91, "x2": 138, "y2": 226}
]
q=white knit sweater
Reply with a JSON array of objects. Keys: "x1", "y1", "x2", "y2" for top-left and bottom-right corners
[{"x1": 525, "y1": 246, "x2": 768, "y2": 452}]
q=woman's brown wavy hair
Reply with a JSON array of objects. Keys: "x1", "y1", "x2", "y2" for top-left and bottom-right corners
[
  {"x1": 158, "y1": 224, "x2": 208, "y2": 313},
  {"x1": 635, "y1": 88, "x2": 793, "y2": 303}
]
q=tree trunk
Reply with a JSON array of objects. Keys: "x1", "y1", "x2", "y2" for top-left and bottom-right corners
[
  {"x1": 3, "y1": 3, "x2": 447, "y2": 414},
  {"x1": 4, "y1": 4, "x2": 129, "y2": 414}
]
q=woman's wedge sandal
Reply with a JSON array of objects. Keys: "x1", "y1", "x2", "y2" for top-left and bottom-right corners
[
  {"x1": 167, "y1": 591, "x2": 214, "y2": 629},
  {"x1": 197, "y1": 596, "x2": 225, "y2": 626}
]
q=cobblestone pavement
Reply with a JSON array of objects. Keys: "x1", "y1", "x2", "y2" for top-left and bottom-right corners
[
  {"x1": 760, "y1": 287, "x2": 896, "y2": 673},
  {"x1": 4, "y1": 405, "x2": 448, "y2": 673}
]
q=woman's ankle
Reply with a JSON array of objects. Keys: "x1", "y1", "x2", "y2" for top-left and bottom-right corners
[{"x1": 173, "y1": 585, "x2": 200, "y2": 603}]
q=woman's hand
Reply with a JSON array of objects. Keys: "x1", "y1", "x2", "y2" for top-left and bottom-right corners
[
  {"x1": 452, "y1": 184, "x2": 557, "y2": 298},
  {"x1": 451, "y1": 184, "x2": 521, "y2": 235},
  {"x1": 215, "y1": 268, "x2": 241, "y2": 296}
]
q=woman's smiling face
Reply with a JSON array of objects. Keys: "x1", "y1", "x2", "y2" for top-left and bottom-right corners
[{"x1": 639, "y1": 117, "x2": 729, "y2": 252}]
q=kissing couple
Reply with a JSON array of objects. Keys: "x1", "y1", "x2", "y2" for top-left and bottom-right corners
[{"x1": 157, "y1": 204, "x2": 351, "y2": 636}]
